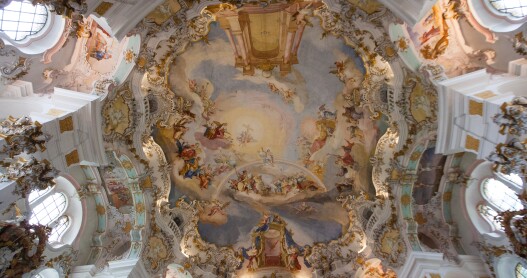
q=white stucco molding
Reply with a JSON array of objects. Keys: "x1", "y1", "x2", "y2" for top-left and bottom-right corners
[
  {"x1": 0, "y1": 12, "x2": 66, "y2": 55},
  {"x1": 467, "y1": 0, "x2": 527, "y2": 33},
  {"x1": 399, "y1": 251, "x2": 488, "y2": 278},
  {"x1": 377, "y1": 0, "x2": 437, "y2": 26}
]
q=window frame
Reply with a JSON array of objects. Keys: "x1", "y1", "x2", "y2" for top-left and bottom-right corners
[
  {"x1": 481, "y1": 177, "x2": 523, "y2": 212},
  {"x1": 28, "y1": 186, "x2": 53, "y2": 203},
  {"x1": 516, "y1": 262, "x2": 527, "y2": 278},
  {"x1": 28, "y1": 191, "x2": 69, "y2": 236},
  {"x1": 487, "y1": 0, "x2": 527, "y2": 20},
  {"x1": 477, "y1": 173, "x2": 524, "y2": 234},
  {"x1": 0, "y1": 0, "x2": 65, "y2": 55},
  {"x1": 48, "y1": 215, "x2": 71, "y2": 243},
  {"x1": 0, "y1": 0, "x2": 49, "y2": 42},
  {"x1": 27, "y1": 181, "x2": 72, "y2": 246},
  {"x1": 467, "y1": 0, "x2": 527, "y2": 33},
  {"x1": 477, "y1": 203, "x2": 503, "y2": 231}
]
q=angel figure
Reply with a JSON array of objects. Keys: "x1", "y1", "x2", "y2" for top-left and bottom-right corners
[
  {"x1": 198, "y1": 166, "x2": 213, "y2": 189},
  {"x1": 318, "y1": 104, "x2": 336, "y2": 119},
  {"x1": 240, "y1": 245, "x2": 259, "y2": 271},
  {"x1": 293, "y1": 2, "x2": 314, "y2": 26},
  {"x1": 203, "y1": 121, "x2": 229, "y2": 140},
  {"x1": 259, "y1": 147, "x2": 274, "y2": 166},
  {"x1": 287, "y1": 246, "x2": 302, "y2": 271},
  {"x1": 172, "y1": 116, "x2": 191, "y2": 140}
]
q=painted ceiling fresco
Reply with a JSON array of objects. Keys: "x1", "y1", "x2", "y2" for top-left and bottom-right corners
[{"x1": 153, "y1": 18, "x2": 387, "y2": 276}]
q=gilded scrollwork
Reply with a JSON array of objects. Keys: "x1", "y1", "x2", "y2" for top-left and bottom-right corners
[
  {"x1": 167, "y1": 198, "x2": 242, "y2": 275},
  {"x1": 92, "y1": 78, "x2": 117, "y2": 96},
  {"x1": 33, "y1": 0, "x2": 87, "y2": 18},
  {"x1": 493, "y1": 96, "x2": 527, "y2": 137},
  {"x1": 0, "y1": 220, "x2": 50, "y2": 277},
  {"x1": 0, "y1": 56, "x2": 31, "y2": 80},
  {"x1": 0, "y1": 116, "x2": 50, "y2": 158},
  {"x1": 101, "y1": 82, "x2": 140, "y2": 142},
  {"x1": 513, "y1": 31, "x2": 527, "y2": 57},
  {"x1": 496, "y1": 191, "x2": 527, "y2": 260},
  {"x1": 398, "y1": 69, "x2": 438, "y2": 125},
  {"x1": 0, "y1": 157, "x2": 58, "y2": 197},
  {"x1": 488, "y1": 138, "x2": 527, "y2": 177},
  {"x1": 0, "y1": 38, "x2": 16, "y2": 57}
]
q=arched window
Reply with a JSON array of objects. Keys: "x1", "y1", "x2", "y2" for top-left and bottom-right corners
[
  {"x1": 516, "y1": 263, "x2": 527, "y2": 278},
  {"x1": 0, "y1": 0, "x2": 48, "y2": 41},
  {"x1": 463, "y1": 162, "x2": 525, "y2": 236},
  {"x1": 0, "y1": 0, "x2": 65, "y2": 55},
  {"x1": 476, "y1": 173, "x2": 525, "y2": 235},
  {"x1": 28, "y1": 189, "x2": 72, "y2": 245},
  {"x1": 26, "y1": 176, "x2": 84, "y2": 247},
  {"x1": 489, "y1": 0, "x2": 527, "y2": 18}
]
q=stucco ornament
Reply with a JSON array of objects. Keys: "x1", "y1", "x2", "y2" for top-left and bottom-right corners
[
  {"x1": 493, "y1": 96, "x2": 527, "y2": 136},
  {"x1": 0, "y1": 116, "x2": 50, "y2": 158}
]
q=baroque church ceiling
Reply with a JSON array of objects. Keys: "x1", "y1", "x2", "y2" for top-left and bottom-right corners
[
  {"x1": 134, "y1": 2, "x2": 408, "y2": 276},
  {"x1": 0, "y1": 0, "x2": 526, "y2": 277}
]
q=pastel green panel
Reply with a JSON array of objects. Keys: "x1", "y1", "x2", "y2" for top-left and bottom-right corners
[
  {"x1": 118, "y1": 154, "x2": 139, "y2": 179},
  {"x1": 400, "y1": 184, "x2": 414, "y2": 218},
  {"x1": 389, "y1": 23, "x2": 421, "y2": 72},
  {"x1": 127, "y1": 241, "x2": 142, "y2": 259},
  {"x1": 407, "y1": 145, "x2": 425, "y2": 171},
  {"x1": 93, "y1": 194, "x2": 106, "y2": 233},
  {"x1": 132, "y1": 192, "x2": 146, "y2": 226},
  {"x1": 113, "y1": 34, "x2": 141, "y2": 85}
]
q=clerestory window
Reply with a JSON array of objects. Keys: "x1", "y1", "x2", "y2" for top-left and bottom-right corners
[
  {"x1": 478, "y1": 174, "x2": 524, "y2": 232},
  {"x1": 0, "y1": 0, "x2": 48, "y2": 41},
  {"x1": 26, "y1": 176, "x2": 82, "y2": 247},
  {"x1": 28, "y1": 190, "x2": 71, "y2": 244}
]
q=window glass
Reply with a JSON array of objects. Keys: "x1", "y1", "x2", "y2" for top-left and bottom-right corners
[
  {"x1": 29, "y1": 192, "x2": 66, "y2": 226},
  {"x1": 28, "y1": 186, "x2": 53, "y2": 203},
  {"x1": 516, "y1": 263, "x2": 527, "y2": 278},
  {"x1": 501, "y1": 173, "x2": 523, "y2": 187},
  {"x1": 0, "y1": 0, "x2": 48, "y2": 41},
  {"x1": 48, "y1": 215, "x2": 69, "y2": 242},
  {"x1": 489, "y1": 0, "x2": 527, "y2": 18},
  {"x1": 478, "y1": 204, "x2": 502, "y2": 230},
  {"x1": 482, "y1": 178, "x2": 523, "y2": 211}
]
